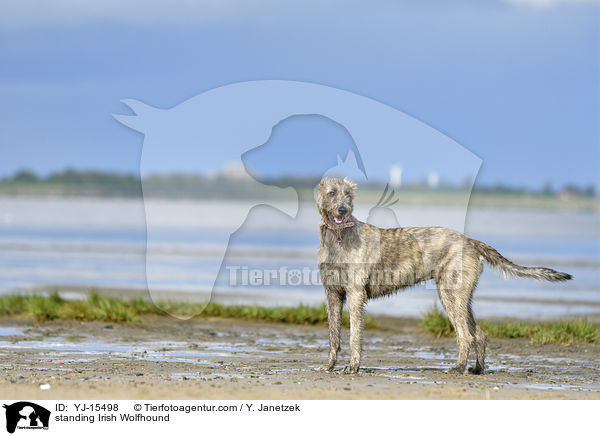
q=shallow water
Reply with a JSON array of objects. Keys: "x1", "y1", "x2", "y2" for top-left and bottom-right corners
[
  {"x1": 0, "y1": 196, "x2": 598, "y2": 319},
  {"x1": 0, "y1": 326, "x2": 25, "y2": 336}
]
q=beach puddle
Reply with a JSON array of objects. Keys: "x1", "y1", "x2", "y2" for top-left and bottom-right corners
[
  {"x1": 0, "y1": 327, "x2": 25, "y2": 336},
  {"x1": 384, "y1": 375, "x2": 438, "y2": 385},
  {"x1": 0, "y1": 333, "x2": 295, "y2": 372},
  {"x1": 522, "y1": 383, "x2": 581, "y2": 391},
  {"x1": 390, "y1": 348, "x2": 453, "y2": 361}
]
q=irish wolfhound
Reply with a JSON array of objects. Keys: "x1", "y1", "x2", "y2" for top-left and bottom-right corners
[{"x1": 317, "y1": 177, "x2": 572, "y2": 374}]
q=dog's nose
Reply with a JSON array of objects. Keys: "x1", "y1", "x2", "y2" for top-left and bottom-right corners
[{"x1": 338, "y1": 206, "x2": 347, "y2": 216}]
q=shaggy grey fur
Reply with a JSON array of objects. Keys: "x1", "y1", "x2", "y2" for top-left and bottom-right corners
[{"x1": 317, "y1": 177, "x2": 572, "y2": 374}]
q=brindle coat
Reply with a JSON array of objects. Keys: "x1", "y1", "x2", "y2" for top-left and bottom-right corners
[{"x1": 317, "y1": 177, "x2": 572, "y2": 374}]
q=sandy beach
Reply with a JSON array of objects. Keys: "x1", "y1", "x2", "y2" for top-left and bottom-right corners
[{"x1": 1, "y1": 315, "x2": 598, "y2": 400}]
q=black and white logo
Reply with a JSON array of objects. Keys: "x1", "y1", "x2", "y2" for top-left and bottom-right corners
[{"x1": 3, "y1": 402, "x2": 50, "y2": 434}]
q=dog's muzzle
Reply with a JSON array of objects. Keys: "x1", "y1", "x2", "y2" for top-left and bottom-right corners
[{"x1": 331, "y1": 206, "x2": 349, "y2": 225}]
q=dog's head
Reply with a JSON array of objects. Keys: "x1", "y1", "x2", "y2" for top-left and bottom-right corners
[
  {"x1": 240, "y1": 115, "x2": 366, "y2": 190},
  {"x1": 317, "y1": 177, "x2": 357, "y2": 227}
]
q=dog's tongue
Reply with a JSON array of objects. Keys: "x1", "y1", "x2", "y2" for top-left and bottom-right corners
[{"x1": 333, "y1": 215, "x2": 344, "y2": 224}]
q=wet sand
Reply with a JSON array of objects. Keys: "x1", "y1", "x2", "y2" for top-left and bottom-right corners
[{"x1": 0, "y1": 316, "x2": 598, "y2": 400}]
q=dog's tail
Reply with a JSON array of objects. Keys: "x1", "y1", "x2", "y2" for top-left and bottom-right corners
[{"x1": 469, "y1": 238, "x2": 572, "y2": 282}]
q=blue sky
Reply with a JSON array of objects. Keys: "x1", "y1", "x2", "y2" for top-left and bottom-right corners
[{"x1": 1, "y1": 0, "x2": 598, "y2": 189}]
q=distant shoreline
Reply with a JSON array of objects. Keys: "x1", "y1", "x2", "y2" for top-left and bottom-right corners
[
  {"x1": 0, "y1": 187, "x2": 597, "y2": 211},
  {"x1": 1, "y1": 170, "x2": 597, "y2": 211}
]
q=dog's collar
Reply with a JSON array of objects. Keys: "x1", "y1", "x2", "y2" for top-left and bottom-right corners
[{"x1": 324, "y1": 219, "x2": 355, "y2": 244}]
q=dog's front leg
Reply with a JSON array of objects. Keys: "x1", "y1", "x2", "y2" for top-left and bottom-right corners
[
  {"x1": 345, "y1": 289, "x2": 366, "y2": 374},
  {"x1": 324, "y1": 289, "x2": 343, "y2": 371}
]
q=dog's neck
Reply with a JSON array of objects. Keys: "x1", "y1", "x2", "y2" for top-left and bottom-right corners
[{"x1": 321, "y1": 215, "x2": 356, "y2": 244}]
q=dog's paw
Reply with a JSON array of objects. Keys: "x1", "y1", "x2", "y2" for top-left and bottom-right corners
[
  {"x1": 446, "y1": 366, "x2": 468, "y2": 375},
  {"x1": 342, "y1": 365, "x2": 359, "y2": 375},
  {"x1": 468, "y1": 366, "x2": 484, "y2": 375},
  {"x1": 316, "y1": 364, "x2": 335, "y2": 372}
]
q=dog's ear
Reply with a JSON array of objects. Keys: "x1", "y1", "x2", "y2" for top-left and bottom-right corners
[
  {"x1": 343, "y1": 177, "x2": 357, "y2": 191},
  {"x1": 318, "y1": 178, "x2": 329, "y2": 192}
]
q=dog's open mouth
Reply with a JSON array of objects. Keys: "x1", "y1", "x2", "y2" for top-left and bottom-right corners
[{"x1": 330, "y1": 213, "x2": 348, "y2": 225}]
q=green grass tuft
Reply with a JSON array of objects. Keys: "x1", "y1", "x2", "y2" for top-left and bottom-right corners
[
  {"x1": 0, "y1": 292, "x2": 377, "y2": 328},
  {"x1": 421, "y1": 305, "x2": 599, "y2": 345},
  {"x1": 419, "y1": 305, "x2": 454, "y2": 338}
]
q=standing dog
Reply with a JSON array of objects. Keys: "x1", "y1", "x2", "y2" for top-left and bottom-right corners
[{"x1": 317, "y1": 177, "x2": 572, "y2": 374}]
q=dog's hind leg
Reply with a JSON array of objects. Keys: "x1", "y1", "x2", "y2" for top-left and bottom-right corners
[
  {"x1": 436, "y1": 271, "x2": 479, "y2": 374},
  {"x1": 465, "y1": 263, "x2": 487, "y2": 374},
  {"x1": 439, "y1": 292, "x2": 473, "y2": 374},
  {"x1": 469, "y1": 320, "x2": 487, "y2": 375},
  {"x1": 324, "y1": 289, "x2": 344, "y2": 371}
]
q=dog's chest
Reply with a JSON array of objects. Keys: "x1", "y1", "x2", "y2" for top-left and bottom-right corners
[
  {"x1": 319, "y1": 242, "x2": 343, "y2": 264},
  {"x1": 318, "y1": 230, "x2": 359, "y2": 265}
]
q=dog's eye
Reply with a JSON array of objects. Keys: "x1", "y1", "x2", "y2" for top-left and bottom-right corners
[{"x1": 328, "y1": 191, "x2": 336, "y2": 197}]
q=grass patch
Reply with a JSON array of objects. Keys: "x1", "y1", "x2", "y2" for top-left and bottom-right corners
[
  {"x1": 0, "y1": 292, "x2": 377, "y2": 328},
  {"x1": 420, "y1": 306, "x2": 599, "y2": 345},
  {"x1": 420, "y1": 305, "x2": 455, "y2": 338}
]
